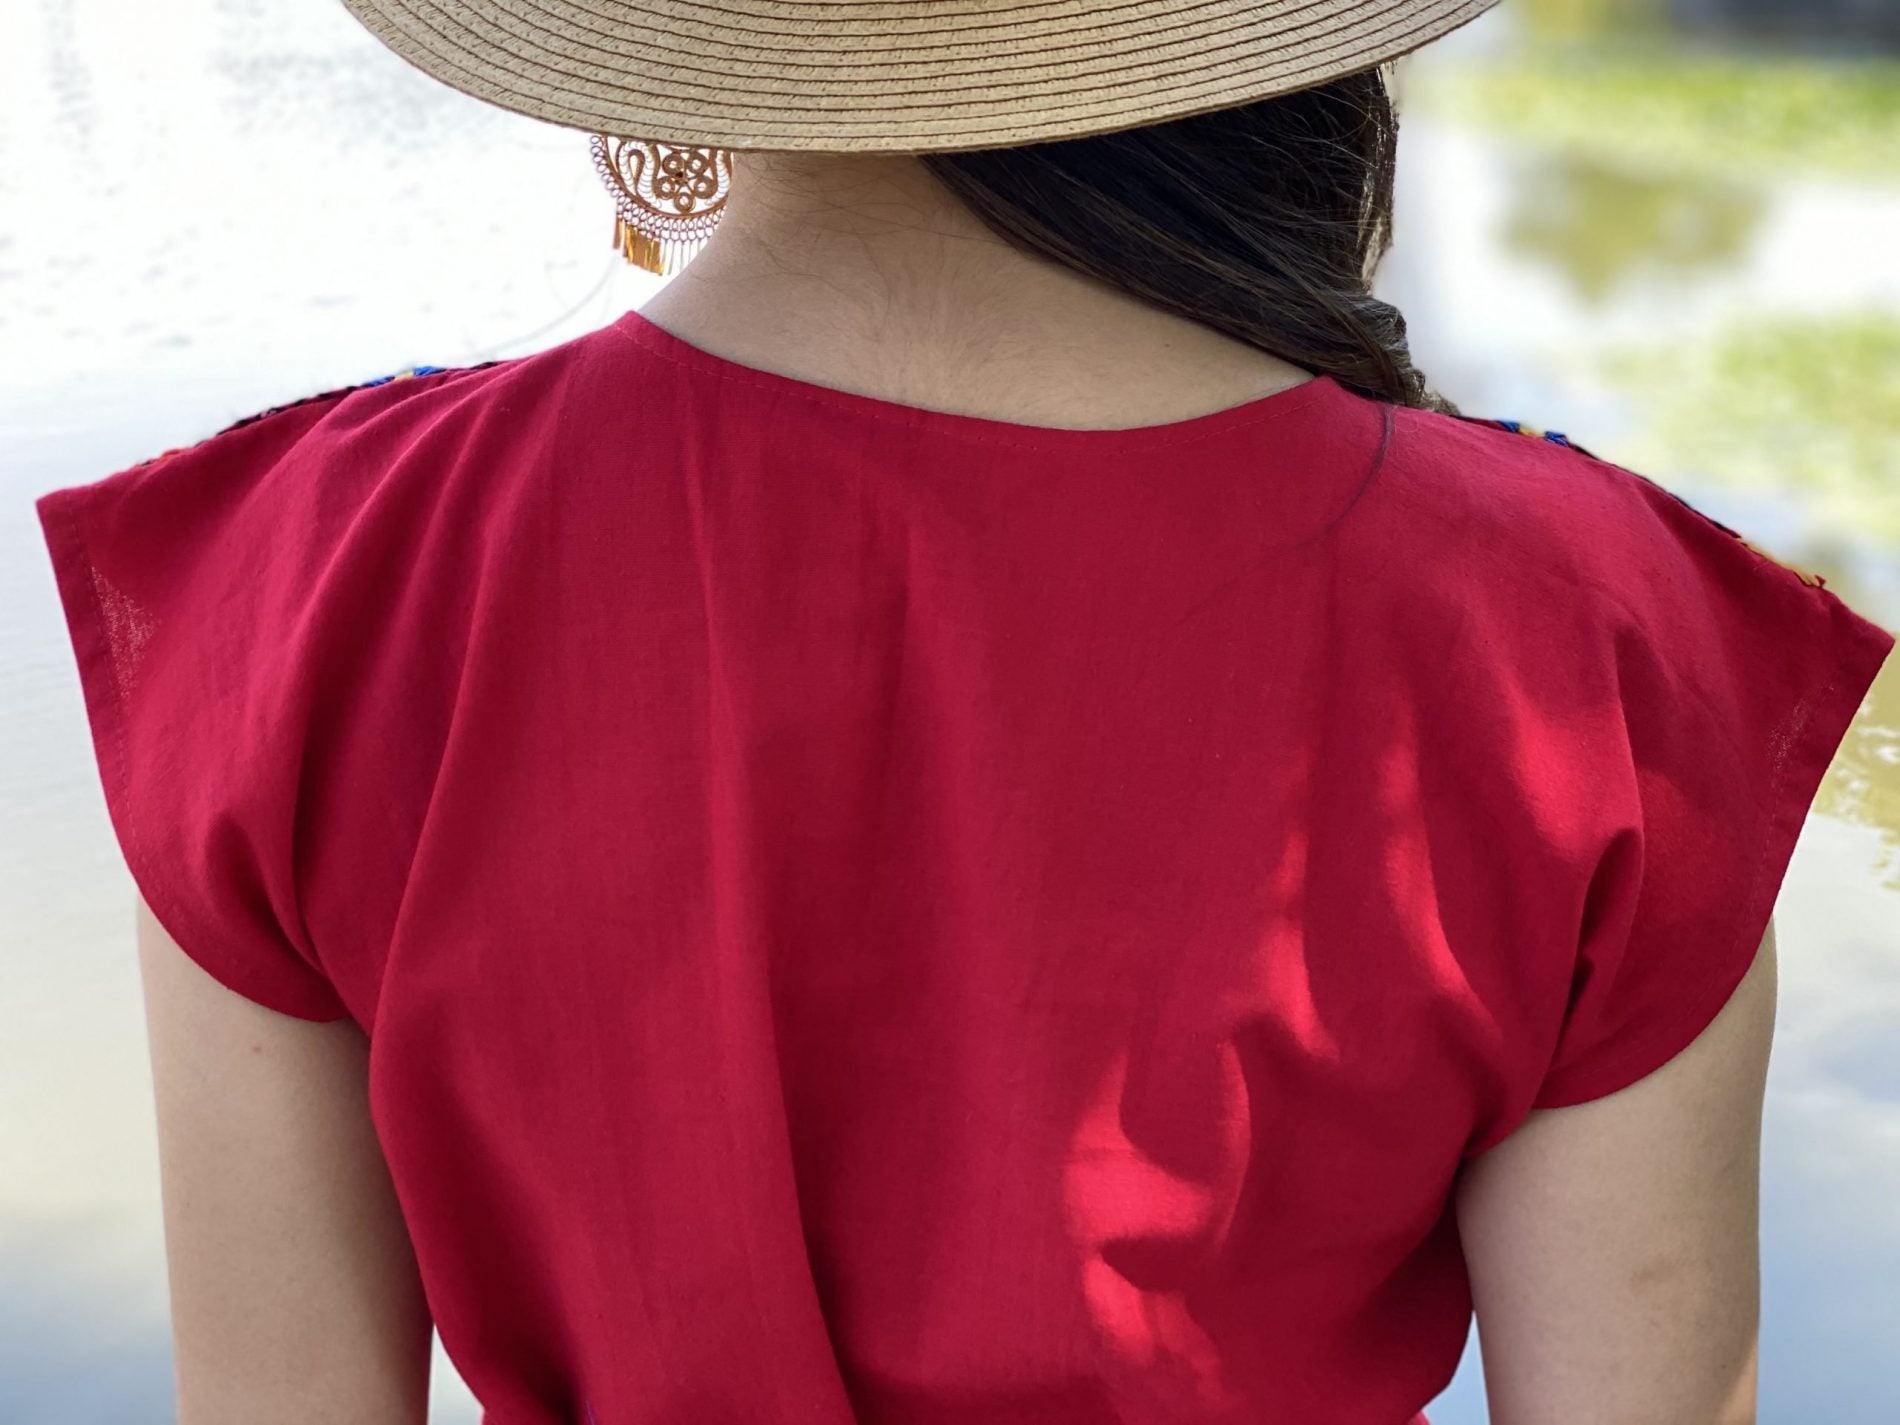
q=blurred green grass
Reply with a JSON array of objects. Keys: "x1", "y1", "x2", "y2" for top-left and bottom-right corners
[
  {"x1": 1410, "y1": 49, "x2": 1900, "y2": 181},
  {"x1": 1594, "y1": 313, "x2": 1900, "y2": 542},
  {"x1": 1407, "y1": 29, "x2": 1900, "y2": 541}
]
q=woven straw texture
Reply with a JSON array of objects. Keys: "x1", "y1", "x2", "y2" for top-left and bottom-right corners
[{"x1": 337, "y1": 0, "x2": 1500, "y2": 152}]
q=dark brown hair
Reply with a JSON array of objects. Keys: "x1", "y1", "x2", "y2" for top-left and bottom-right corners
[{"x1": 918, "y1": 69, "x2": 1452, "y2": 414}]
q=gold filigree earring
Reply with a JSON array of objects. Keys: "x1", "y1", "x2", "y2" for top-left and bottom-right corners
[{"x1": 589, "y1": 136, "x2": 734, "y2": 276}]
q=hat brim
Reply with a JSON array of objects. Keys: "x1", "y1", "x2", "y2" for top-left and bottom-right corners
[{"x1": 337, "y1": 0, "x2": 1500, "y2": 152}]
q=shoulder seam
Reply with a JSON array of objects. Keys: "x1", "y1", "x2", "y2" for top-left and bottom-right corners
[
  {"x1": 1451, "y1": 409, "x2": 1830, "y2": 592},
  {"x1": 1449, "y1": 409, "x2": 1596, "y2": 457},
  {"x1": 125, "y1": 359, "x2": 507, "y2": 475}
]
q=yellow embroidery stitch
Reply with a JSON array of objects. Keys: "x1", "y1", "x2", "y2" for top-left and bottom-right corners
[
  {"x1": 1734, "y1": 532, "x2": 1826, "y2": 588},
  {"x1": 1481, "y1": 411, "x2": 1829, "y2": 592}
]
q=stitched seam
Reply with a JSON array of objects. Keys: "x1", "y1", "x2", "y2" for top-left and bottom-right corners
[
  {"x1": 125, "y1": 362, "x2": 502, "y2": 474},
  {"x1": 46, "y1": 493, "x2": 346, "y2": 1019},
  {"x1": 1461, "y1": 412, "x2": 1829, "y2": 589}
]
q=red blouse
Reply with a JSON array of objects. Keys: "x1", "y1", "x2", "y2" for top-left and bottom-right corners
[{"x1": 37, "y1": 305, "x2": 1893, "y2": 1424}]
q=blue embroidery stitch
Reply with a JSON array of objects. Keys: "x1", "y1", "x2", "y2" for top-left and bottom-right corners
[
  {"x1": 125, "y1": 360, "x2": 500, "y2": 473},
  {"x1": 362, "y1": 363, "x2": 450, "y2": 386},
  {"x1": 1457, "y1": 411, "x2": 1828, "y2": 588}
]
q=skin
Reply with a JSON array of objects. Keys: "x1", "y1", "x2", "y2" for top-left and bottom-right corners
[
  {"x1": 633, "y1": 151, "x2": 1317, "y2": 430},
  {"x1": 1456, "y1": 919, "x2": 1776, "y2": 1425},
  {"x1": 138, "y1": 895, "x2": 431, "y2": 1423},
  {"x1": 140, "y1": 151, "x2": 1774, "y2": 1422}
]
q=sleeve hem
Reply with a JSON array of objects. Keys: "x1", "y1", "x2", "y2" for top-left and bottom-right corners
[
  {"x1": 1531, "y1": 592, "x2": 1893, "y2": 1111},
  {"x1": 36, "y1": 485, "x2": 352, "y2": 1024}
]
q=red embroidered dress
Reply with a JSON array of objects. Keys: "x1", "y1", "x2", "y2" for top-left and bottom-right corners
[{"x1": 35, "y1": 307, "x2": 1894, "y2": 1424}]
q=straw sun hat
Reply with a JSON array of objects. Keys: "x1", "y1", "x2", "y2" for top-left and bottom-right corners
[
  {"x1": 339, "y1": 0, "x2": 1501, "y2": 151},
  {"x1": 339, "y1": 0, "x2": 1501, "y2": 268}
]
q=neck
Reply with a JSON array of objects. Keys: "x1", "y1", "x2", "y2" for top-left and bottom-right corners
[{"x1": 634, "y1": 150, "x2": 1312, "y2": 428}]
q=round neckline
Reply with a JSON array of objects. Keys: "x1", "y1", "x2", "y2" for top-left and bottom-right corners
[{"x1": 610, "y1": 304, "x2": 1343, "y2": 451}]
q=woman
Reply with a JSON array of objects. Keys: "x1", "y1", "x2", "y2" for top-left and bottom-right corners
[{"x1": 33, "y1": 2, "x2": 1892, "y2": 1422}]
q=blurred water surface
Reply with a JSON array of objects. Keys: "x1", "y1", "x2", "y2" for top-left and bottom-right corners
[{"x1": 3, "y1": 3, "x2": 1896, "y2": 1422}]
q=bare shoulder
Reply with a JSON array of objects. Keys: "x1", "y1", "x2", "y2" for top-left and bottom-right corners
[{"x1": 1454, "y1": 914, "x2": 1776, "y2": 1425}]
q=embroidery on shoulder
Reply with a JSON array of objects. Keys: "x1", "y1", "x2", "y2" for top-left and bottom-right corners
[
  {"x1": 124, "y1": 358, "x2": 505, "y2": 475},
  {"x1": 1726, "y1": 529, "x2": 1829, "y2": 588},
  {"x1": 1460, "y1": 411, "x2": 1602, "y2": 459},
  {"x1": 1460, "y1": 410, "x2": 1829, "y2": 591}
]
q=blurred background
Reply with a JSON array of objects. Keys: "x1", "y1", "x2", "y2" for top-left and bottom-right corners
[{"x1": 3, "y1": 0, "x2": 1896, "y2": 1420}]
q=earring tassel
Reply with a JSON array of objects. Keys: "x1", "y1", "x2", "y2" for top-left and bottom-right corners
[{"x1": 613, "y1": 214, "x2": 666, "y2": 277}]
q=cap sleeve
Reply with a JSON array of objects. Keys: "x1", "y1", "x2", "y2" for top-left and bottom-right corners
[
  {"x1": 1532, "y1": 462, "x2": 1892, "y2": 1109},
  {"x1": 36, "y1": 397, "x2": 359, "y2": 1022}
]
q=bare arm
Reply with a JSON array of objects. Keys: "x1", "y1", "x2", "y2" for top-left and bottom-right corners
[
  {"x1": 136, "y1": 892, "x2": 433, "y2": 1424},
  {"x1": 1455, "y1": 916, "x2": 1777, "y2": 1425}
]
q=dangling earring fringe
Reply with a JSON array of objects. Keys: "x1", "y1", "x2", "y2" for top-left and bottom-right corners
[
  {"x1": 614, "y1": 214, "x2": 664, "y2": 273},
  {"x1": 591, "y1": 136, "x2": 733, "y2": 277}
]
